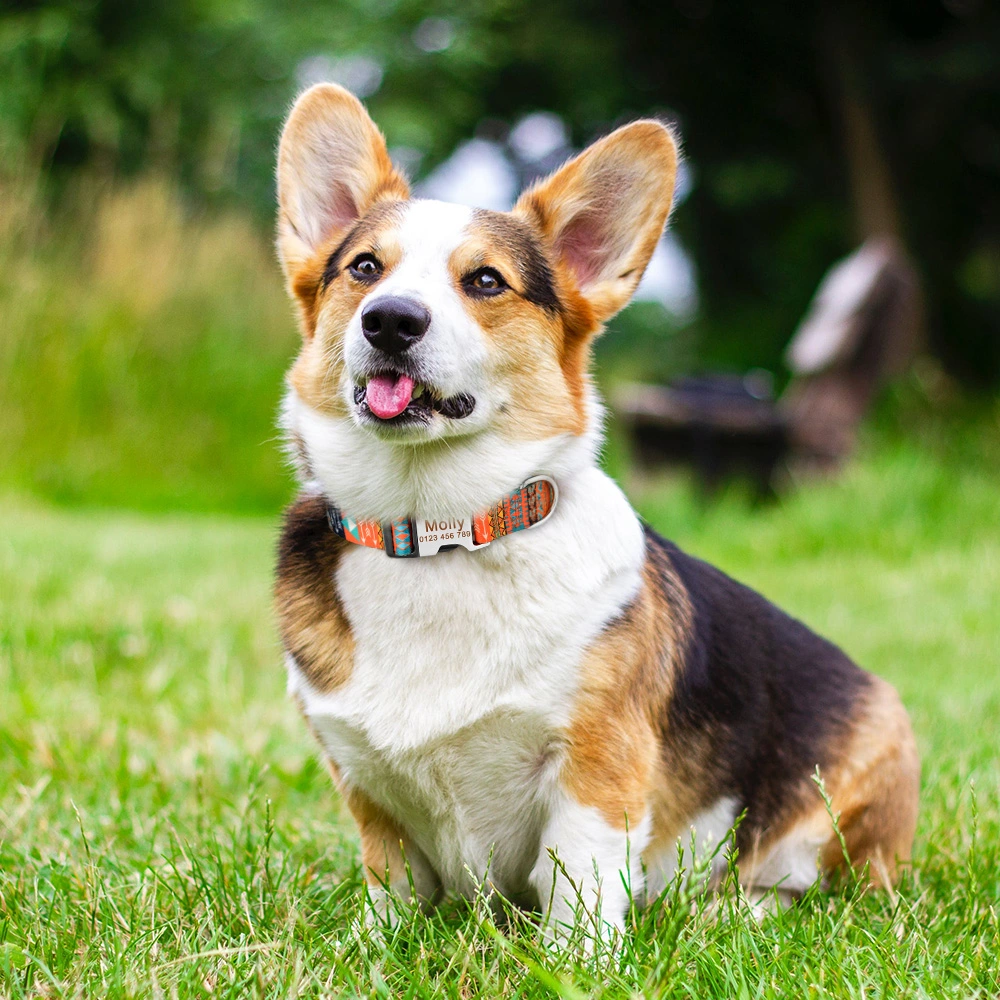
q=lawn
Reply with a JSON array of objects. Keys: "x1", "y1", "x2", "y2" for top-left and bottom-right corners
[{"x1": 2, "y1": 407, "x2": 999, "y2": 999}]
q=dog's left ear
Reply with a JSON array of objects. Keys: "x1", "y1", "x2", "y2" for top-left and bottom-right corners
[
  {"x1": 276, "y1": 83, "x2": 409, "y2": 279},
  {"x1": 514, "y1": 121, "x2": 678, "y2": 324}
]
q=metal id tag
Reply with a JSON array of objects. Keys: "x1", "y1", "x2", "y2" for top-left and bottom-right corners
[{"x1": 413, "y1": 516, "x2": 481, "y2": 557}]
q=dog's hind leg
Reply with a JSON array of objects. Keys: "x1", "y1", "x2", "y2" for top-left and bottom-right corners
[
  {"x1": 742, "y1": 676, "x2": 919, "y2": 903},
  {"x1": 817, "y1": 676, "x2": 920, "y2": 889}
]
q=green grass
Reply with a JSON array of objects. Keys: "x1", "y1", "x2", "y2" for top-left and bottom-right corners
[
  {"x1": 2, "y1": 409, "x2": 999, "y2": 998},
  {"x1": 2, "y1": 163, "x2": 999, "y2": 998}
]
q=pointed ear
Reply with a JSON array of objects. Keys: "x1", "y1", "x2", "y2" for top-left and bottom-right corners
[
  {"x1": 513, "y1": 121, "x2": 678, "y2": 323},
  {"x1": 276, "y1": 83, "x2": 409, "y2": 277}
]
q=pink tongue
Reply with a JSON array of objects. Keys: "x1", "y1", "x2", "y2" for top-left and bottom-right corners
[{"x1": 366, "y1": 373, "x2": 415, "y2": 419}]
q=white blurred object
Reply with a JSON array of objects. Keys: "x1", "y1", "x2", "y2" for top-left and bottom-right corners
[
  {"x1": 673, "y1": 158, "x2": 694, "y2": 205},
  {"x1": 295, "y1": 54, "x2": 383, "y2": 98},
  {"x1": 634, "y1": 233, "x2": 699, "y2": 319},
  {"x1": 390, "y1": 146, "x2": 424, "y2": 180},
  {"x1": 509, "y1": 113, "x2": 569, "y2": 163},
  {"x1": 416, "y1": 139, "x2": 519, "y2": 212},
  {"x1": 788, "y1": 239, "x2": 899, "y2": 374},
  {"x1": 413, "y1": 17, "x2": 455, "y2": 53}
]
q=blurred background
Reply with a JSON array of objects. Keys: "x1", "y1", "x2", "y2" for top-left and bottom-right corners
[
  {"x1": 0, "y1": 0, "x2": 998, "y2": 513},
  {"x1": 2, "y1": 8, "x2": 999, "y2": 988}
]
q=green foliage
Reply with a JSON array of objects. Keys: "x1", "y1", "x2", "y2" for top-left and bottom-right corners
[
  {"x1": 2, "y1": 422, "x2": 999, "y2": 997},
  {"x1": 0, "y1": 176, "x2": 298, "y2": 512},
  {"x1": 0, "y1": 0, "x2": 571, "y2": 215},
  {"x1": 2, "y1": 0, "x2": 997, "y2": 383}
]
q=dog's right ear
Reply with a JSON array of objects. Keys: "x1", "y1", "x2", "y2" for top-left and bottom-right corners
[{"x1": 276, "y1": 83, "x2": 409, "y2": 280}]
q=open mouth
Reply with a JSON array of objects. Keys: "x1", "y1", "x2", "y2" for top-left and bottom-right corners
[{"x1": 353, "y1": 372, "x2": 476, "y2": 425}]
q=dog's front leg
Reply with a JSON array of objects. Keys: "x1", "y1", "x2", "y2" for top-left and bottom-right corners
[
  {"x1": 530, "y1": 787, "x2": 649, "y2": 947},
  {"x1": 342, "y1": 784, "x2": 441, "y2": 932}
]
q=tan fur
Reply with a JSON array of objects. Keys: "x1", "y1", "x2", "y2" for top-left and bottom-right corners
[
  {"x1": 293, "y1": 690, "x2": 419, "y2": 905},
  {"x1": 452, "y1": 222, "x2": 583, "y2": 438},
  {"x1": 307, "y1": 736, "x2": 412, "y2": 893},
  {"x1": 277, "y1": 84, "x2": 409, "y2": 284},
  {"x1": 562, "y1": 543, "x2": 918, "y2": 889},
  {"x1": 817, "y1": 676, "x2": 920, "y2": 885},
  {"x1": 740, "y1": 675, "x2": 919, "y2": 889},
  {"x1": 560, "y1": 546, "x2": 745, "y2": 864},
  {"x1": 274, "y1": 495, "x2": 354, "y2": 691},
  {"x1": 289, "y1": 203, "x2": 407, "y2": 415},
  {"x1": 345, "y1": 782, "x2": 411, "y2": 889},
  {"x1": 452, "y1": 123, "x2": 680, "y2": 442},
  {"x1": 343, "y1": 779, "x2": 441, "y2": 908},
  {"x1": 561, "y1": 549, "x2": 696, "y2": 832},
  {"x1": 277, "y1": 84, "x2": 409, "y2": 419}
]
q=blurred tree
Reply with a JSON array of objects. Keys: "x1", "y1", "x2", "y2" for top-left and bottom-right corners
[
  {"x1": 0, "y1": 0, "x2": 997, "y2": 385},
  {"x1": 580, "y1": 0, "x2": 1000, "y2": 386}
]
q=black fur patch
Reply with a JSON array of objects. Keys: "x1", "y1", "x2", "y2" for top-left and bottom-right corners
[
  {"x1": 277, "y1": 493, "x2": 334, "y2": 573},
  {"x1": 471, "y1": 209, "x2": 560, "y2": 313},
  {"x1": 646, "y1": 527, "x2": 871, "y2": 852}
]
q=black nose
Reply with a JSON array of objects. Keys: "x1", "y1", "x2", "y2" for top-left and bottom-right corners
[{"x1": 361, "y1": 296, "x2": 431, "y2": 355}]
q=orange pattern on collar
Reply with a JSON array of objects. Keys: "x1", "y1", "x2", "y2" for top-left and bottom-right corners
[{"x1": 326, "y1": 476, "x2": 558, "y2": 558}]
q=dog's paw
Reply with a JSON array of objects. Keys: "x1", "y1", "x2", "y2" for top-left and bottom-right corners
[
  {"x1": 540, "y1": 909, "x2": 626, "y2": 959},
  {"x1": 351, "y1": 885, "x2": 407, "y2": 950},
  {"x1": 744, "y1": 885, "x2": 799, "y2": 921}
]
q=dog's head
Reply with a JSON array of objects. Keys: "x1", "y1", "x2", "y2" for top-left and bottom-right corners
[{"x1": 277, "y1": 84, "x2": 677, "y2": 515}]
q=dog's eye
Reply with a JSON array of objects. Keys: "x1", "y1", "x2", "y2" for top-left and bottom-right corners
[
  {"x1": 348, "y1": 254, "x2": 382, "y2": 282},
  {"x1": 465, "y1": 267, "x2": 508, "y2": 297}
]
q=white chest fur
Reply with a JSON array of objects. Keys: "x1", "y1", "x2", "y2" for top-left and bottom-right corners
[{"x1": 287, "y1": 466, "x2": 645, "y2": 897}]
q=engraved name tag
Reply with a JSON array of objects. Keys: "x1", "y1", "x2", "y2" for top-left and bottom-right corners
[{"x1": 414, "y1": 517, "x2": 479, "y2": 557}]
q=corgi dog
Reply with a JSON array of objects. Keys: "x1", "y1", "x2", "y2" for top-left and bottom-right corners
[{"x1": 273, "y1": 83, "x2": 919, "y2": 940}]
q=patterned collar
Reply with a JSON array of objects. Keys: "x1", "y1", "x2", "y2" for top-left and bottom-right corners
[{"x1": 325, "y1": 475, "x2": 558, "y2": 558}]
